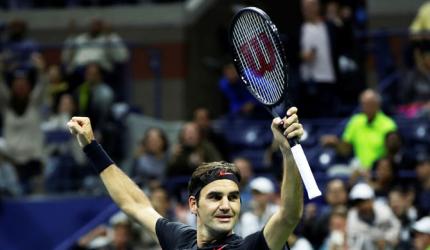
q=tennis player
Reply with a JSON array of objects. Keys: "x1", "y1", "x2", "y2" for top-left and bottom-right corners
[{"x1": 67, "y1": 107, "x2": 303, "y2": 250}]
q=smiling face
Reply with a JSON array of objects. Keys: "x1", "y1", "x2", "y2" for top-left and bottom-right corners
[{"x1": 189, "y1": 179, "x2": 241, "y2": 238}]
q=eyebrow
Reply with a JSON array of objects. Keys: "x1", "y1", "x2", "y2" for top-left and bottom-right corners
[{"x1": 206, "y1": 191, "x2": 240, "y2": 197}]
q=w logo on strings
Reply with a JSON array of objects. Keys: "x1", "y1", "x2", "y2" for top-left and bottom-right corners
[{"x1": 239, "y1": 32, "x2": 276, "y2": 77}]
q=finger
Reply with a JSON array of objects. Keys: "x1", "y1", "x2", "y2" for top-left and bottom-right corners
[
  {"x1": 284, "y1": 123, "x2": 303, "y2": 138},
  {"x1": 71, "y1": 116, "x2": 90, "y2": 126},
  {"x1": 67, "y1": 120, "x2": 84, "y2": 134},
  {"x1": 286, "y1": 106, "x2": 298, "y2": 116},
  {"x1": 282, "y1": 114, "x2": 298, "y2": 128}
]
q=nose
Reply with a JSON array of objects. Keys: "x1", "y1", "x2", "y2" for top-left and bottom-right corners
[{"x1": 219, "y1": 197, "x2": 231, "y2": 212}]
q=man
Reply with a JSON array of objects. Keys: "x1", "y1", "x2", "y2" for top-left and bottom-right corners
[
  {"x1": 412, "y1": 216, "x2": 430, "y2": 250},
  {"x1": 321, "y1": 89, "x2": 397, "y2": 170},
  {"x1": 67, "y1": 107, "x2": 304, "y2": 250},
  {"x1": 347, "y1": 182, "x2": 400, "y2": 250},
  {"x1": 299, "y1": 0, "x2": 338, "y2": 117}
]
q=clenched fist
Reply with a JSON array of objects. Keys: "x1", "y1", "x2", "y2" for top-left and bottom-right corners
[{"x1": 67, "y1": 117, "x2": 95, "y2": 147}]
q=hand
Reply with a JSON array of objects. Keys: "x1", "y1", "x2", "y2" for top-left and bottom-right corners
[
  {"x1": 271, "y1": 107, "x2": 303, "y2": 152},
  {"x1": 320, "y1": 135, "x2": 339, "y2": 146},
  {"x1": 67, "y1": 117, "x2": 95, "y2": 147}
]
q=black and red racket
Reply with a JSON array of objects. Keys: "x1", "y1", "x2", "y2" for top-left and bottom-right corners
[{"x1": 229, "y1": 7, "x2": 321, "y2": 199}]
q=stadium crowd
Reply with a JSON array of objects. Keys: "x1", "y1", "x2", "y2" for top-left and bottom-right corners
[{"x1": 0, "y1": 0, "x2": 430, "y2": 249}]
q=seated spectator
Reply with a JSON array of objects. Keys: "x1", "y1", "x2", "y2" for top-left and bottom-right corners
[
  {"x1": 347, "y1": 182, "x2": 401, "y2": 250},
  {"x1": 132, "y1": 127, "x2": 170, "y2": 187},
  {"x1": 167, "y1": 122, "x2": 221, "y2": 178},
  {"x1": 75, "y1": 63, "x2": 114, "y2": 132},
  {"x1": 74, "y1": 212, "x2": 138, "y2": 250},
  {"x1": 383, "y1": 131, "x2": 416, "y2": 171},
  {"x1": 415, "y1": 158, "x2": 430, "y2": 216},
  {"x1": 0, "y1": 53, "x2": 47, "y2": 194},
  {"x1": 321, "y1": 89, "x2": 397, "y2": 171},
  {"x1": 46, "y1": 64, "x2": 70, "y2": 110},
  {"x1": 43, "y1": 94, "x2": 86, "y2": 193},
  {"x1": 237, "y1": 177, "x2": 278, "y2": 237},
  {"x1": 62, "y1": 17, "x2": 129, "y2": 89},
  {"x1": 388, "y1": 186, "x2": 418, "y2": 249},
  {"x1": 233, "y1": 157, "x2": 254, "y2": 212},
  {"x1": 411, "y1": 216, "x2": 430, "y2": 250},
  {"x1": 192, "y1": 107, "x2": 227, "y2": 159},
  {"x1": 319, "y1": 207, "x2": 348, "y2": 250},
  {"x1": 302, "y1": 178, "x2": 348, "y2": 248},
  {"x1": 369, "y1": 157, "x2": 397, "y2": 200}
]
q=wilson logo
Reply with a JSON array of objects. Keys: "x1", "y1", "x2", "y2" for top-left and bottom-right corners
[{"x1": 239, "y1": 32, "x2": 276, "y2": 77}]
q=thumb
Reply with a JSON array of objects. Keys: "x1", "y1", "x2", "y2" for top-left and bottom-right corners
[{"x1": 67, "y1": 120, "x2": 83, "y2": 135}]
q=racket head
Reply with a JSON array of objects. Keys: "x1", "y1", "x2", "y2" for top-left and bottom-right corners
[{"x1": 229, "y1": 7, "x2": 289, "y2": 108}]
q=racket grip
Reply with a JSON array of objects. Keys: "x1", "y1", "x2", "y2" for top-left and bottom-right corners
[{"x1": 290, "y1": 144, "x2": 322, "y2": 199}]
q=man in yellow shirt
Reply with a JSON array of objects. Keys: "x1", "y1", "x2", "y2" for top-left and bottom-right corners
[{"x1": 321, "y1": 89, "x2": 397, "y2": 170}]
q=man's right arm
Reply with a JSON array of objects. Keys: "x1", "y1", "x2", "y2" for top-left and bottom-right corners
[
  {"x1": 67, "y1": 117, "x2": 162, "y2": 234},
  {"x1": 100, "y1": 164, "x2": 162, "y2": 232}
]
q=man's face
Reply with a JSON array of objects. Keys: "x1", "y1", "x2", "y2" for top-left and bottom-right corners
[
  {"x1": 191, "y1": 179, "x2": 241, "y2": 236},
  {"x1": 325, "y1": 180, "x2": 347, "y2": 207}
]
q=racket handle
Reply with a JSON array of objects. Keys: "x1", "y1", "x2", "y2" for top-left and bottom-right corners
[{"x1": 290, "y1": 144, "x2": 322, "y2": 199}]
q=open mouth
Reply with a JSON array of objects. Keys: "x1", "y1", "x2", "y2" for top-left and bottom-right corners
[{"x1": 215, "y1": 215, "x2": 233, "y2": 222}]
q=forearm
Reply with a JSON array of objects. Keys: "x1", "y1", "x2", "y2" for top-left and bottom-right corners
[
  {"x1": 100, "y1": 165, "x2": 152, "y2": 211},
  {"x1": 279, "y1": 149, "x2": 303, "y2": 224}
]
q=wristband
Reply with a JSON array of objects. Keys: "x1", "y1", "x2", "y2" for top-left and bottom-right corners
[{"x1": 83, "y1": 140, "x2": 114, "y2": 174}]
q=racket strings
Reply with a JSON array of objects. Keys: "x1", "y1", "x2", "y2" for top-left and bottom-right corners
[{"x1": 232, "y1": 11, "x2": 286, "y2": 105}]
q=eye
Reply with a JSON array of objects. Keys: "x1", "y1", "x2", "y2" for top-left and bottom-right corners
[
  {"x1": 208, "y1": 193, "x2": 222, "y2": 200},
  {"x1": 228, "y1": 193, "x2": 239, "y2": 201}
]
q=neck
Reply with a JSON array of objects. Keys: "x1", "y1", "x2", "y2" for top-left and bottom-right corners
[{"x1": 196, "y1": 221, "x2": 231, "y2": 248}]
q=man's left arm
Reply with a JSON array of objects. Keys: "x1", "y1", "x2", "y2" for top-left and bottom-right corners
[{"x1": 263, "y1": 107, "x2": 304, "y2": 250}]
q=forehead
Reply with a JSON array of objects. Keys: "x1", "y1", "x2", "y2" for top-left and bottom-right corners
[{"x1": 200, "y1": 179, "x2": 239, "y2": 195}]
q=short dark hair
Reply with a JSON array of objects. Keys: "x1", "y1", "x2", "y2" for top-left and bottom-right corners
[{"x1": 188, "y1": 161, "x2": 241, "y2": 200}]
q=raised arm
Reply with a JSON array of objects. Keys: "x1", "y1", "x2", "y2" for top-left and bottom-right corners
[
  {"x1": 263, "y1": 107, "x2": 304, "y2": 250},
  {"x1": 67, "y1": 117, "x2": 162, "y2": 234}
]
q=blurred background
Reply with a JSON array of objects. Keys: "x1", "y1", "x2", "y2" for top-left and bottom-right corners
[{"x1": 0, "y1": 0, "x2": 430, "y2": 249}]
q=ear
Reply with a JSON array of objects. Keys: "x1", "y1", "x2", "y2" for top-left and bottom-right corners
[{"x1": 188, "y1": 196, "x2": 198, "y2": 215}]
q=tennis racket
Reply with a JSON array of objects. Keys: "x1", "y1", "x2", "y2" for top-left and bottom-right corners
[{"x1": 229, "y1": 7, "x2": 321, "y2": 199}]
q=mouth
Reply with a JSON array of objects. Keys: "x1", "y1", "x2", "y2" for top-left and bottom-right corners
[{"x1": 215, "y1": 215, "x2": 233, "y2": 222}]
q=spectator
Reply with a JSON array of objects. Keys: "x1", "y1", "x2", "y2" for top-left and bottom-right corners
[
  {"x1": 75, "y1": 63, "x2": 114, "y2": 132},
  {"x1": 398, "y1": 44, "x2": 430, "y2": 118},
  {"x1": 369, "y1": 157, "x2": 397, "y2": 200},
  {"x1": 62, "y1": 17, "x2": 129, "y2": 88},
  {"x1": 321, "y1": 89, "x2": 397, "y2": 171},
  {"x1": 218, "y1": 63, "x2": 259, "y2": 117},
  {"x1": 383, "y1": 131, "x2": 416, "y2": 171},
  {"x1": 302, "y1": 178, "x2": 348, "y2": 248},
  {"x1": 388, "y1": 186, "x2": 418, "y2": 249},
  {"x1": 409, "y1": 1, "x2": 430, "y2": 40},
  {"x1": 0, "y1": 53, "x2": 47, "y2": 194},
  {"x1": 46, "y1": 64, "x2": 70, "y2": 111},
  {"x1": 415, "y1": 158, "x2": 430, "y2": 216},
  {"x1": 233, "y1": 157, "x2": 254, "y2": 212},
  {"x1": 237, "y1": 176, "x2": 278, "y2": 237},
  {"x1": 1, "y1": 18, "x2": 39, "y2": 84},
  {"x1": 167, "y1": 122, "x2": 221, "y2": 178},
  {"x1": 74, "y1": 212, "x2": 138, "y2": 250},
  {"x1": 411, "y1": 216, "x2": 430, "y2": 250},
  {"x1": 0, "y1": 138, "x2": 22, "y2": 196},
  {"x1": 347, "y1": 182, "x2": 401, "y2": 250},
  {"x1": 192, "y1": 107, "x2": 227, "y2": 159},
  {"x1": 299, "y1": 0, "x2": 338, "y2": 117},
  {"x1": 42, "y1": 93, "x2": 85, "y2": 193},
  {"x1": 319, "y1": 207, "x2": 349, "y2": 250},
  {"x1": 132, "y1": 127, "x2": 169, "y2": 187}
]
